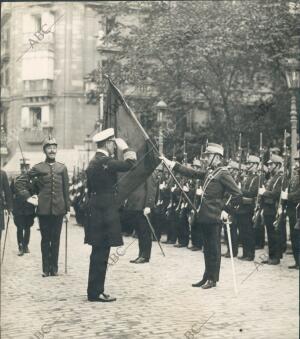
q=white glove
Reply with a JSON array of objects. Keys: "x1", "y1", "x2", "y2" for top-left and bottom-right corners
[
  {"x1": 221, "y1": 210, "x2": 229, "y2": 221},
  {"x1": 238, "y1": 182, "x2": 242, "y2": 189},
  {"x1": 27, "y1": 195, "x2": 38, "y2": 206},
  {"x1": 171, "y1": 185, "x2": 176, "y2": 192},
  {"x1": 258, "y1": 186, "x2": 266, "y2": 195},
  {"x1": 183, "y1": 185, "x2": 189, "y2": 192},
  {"x1": 159, "y1": 183, "x2": 165, "y2": 190},
  {"x1": 281, "y1": 189, "x2": 288, "y2": 200},
  {"x1": 115, "y1": 138, "x2": 129, "y2": 151},
  {"x1": 64, "y1": 212, "x2": 71, "y2": 222},
  {"x1": 143, "y1": 207, "x2": 151, "y2": 215},
  {"x1": 159, "y1": 155, "x2": 176, "y2": 169},
  {"x1": 196, "y1": 187, "x2": 203, "y2": 196}
]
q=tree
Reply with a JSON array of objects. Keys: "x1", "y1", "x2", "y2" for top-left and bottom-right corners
[{"x1": 99, "y1": 0, "x2": 296, "y2": 156}]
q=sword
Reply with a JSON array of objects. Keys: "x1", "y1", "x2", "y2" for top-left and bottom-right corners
[
  {"x1": 1, "y1": 212, "x2": 10, "y2": 264},
  {"x1": 144, "y1": 214, "x2": 165, "y2": 257},
  {"x1": 64, "y1": 217, "x2": 68, "y2": 274},
  {"x1": 224, "y1": 217, "x2": 238, "y2": 295}
]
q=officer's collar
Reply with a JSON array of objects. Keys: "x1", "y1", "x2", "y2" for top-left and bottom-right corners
[
  {"x1": 97, "y1": 148, "x2": 109, "y2": 157},
  {"x1": 45, "y1": 158, "x2": 56, "y2": 164}
]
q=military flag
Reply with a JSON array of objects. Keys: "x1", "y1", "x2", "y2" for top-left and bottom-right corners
[{"x1": 104, "y1": 76, "x2": 160, "y2": 206}]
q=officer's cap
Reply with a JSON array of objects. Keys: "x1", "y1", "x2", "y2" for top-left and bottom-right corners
[
  {"x1": 267, "y1": 154, "x2": 283, "y2": 164},
  {"x1": 204, "y1": 143, "x2": 224, "y2": 157},
  {"x1": 270, "y1": 147, "x2": 280, "y2": 155},
  {"x1": 192, "y1": 158, "x2": 201, "y2": 167},
  {"x1": 43, "y1": 137, "x2": 57, "y2": 150},
  {"x1": 228, "y1": 160, "x2": 239, "y2": 170},
  {"x1": 247, "y1": 155, "x2": 260, "y2": 164},
  {"x1": 92, "y1": 128, "x2": 115, "y2": 143}
]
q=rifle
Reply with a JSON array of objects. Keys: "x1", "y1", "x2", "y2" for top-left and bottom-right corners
[
  {"x1": 188, "y1": 179, "x2": 200, "y2": 226},
  {"x1": 237, "y1": 133, "x2": 243, "y2": 187},
  {"x1": 273, "y1": 130, "x2": 288, "y2": 231},
  {"x1": 183, "y1": 138, "x2": 187, "y2": 165},
  {"x1": 253, "y1": 133, "x2": 264, "y2": 229}
]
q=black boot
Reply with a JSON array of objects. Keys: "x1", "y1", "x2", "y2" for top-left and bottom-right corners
[
  {"x1": 192, "y1": 278, "x2": 207, "y2": 287},
  {"x1": 18, "y1": 244, "x2": 24, "y2": 256}
]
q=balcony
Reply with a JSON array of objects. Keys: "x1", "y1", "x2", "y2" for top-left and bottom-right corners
[
  {"x1": 23, "y1": 80, "x2": 54, "y2": 98},
  {"x1": 21, "y1": 128, "x2": 49, "y2": 145}
]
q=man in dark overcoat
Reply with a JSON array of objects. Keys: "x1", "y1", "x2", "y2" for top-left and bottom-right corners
[{"x1": 85, "y1": 128, "x2": 137, "y2": 302}]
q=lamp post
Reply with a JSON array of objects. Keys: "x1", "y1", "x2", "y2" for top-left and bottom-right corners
[
  {"x1": 84, "y1": 134, "x2": 93, "y2": 163},
  {"x1": 284, "y1": 20, "x2": 300, "y2": 169},
  {"x1": 156, "y1": 100, "x2": 168, "y2": 154}
]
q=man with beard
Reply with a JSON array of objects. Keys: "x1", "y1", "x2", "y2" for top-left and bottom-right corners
[
  {"x1": 85, "y1": 128, "x2": 137, "y2": 302},
  {"x1": 15, "y1": 137, "x2": 70, "y2": 276},
  {"x1": 160, "y1": 143, "x2": 242, "y2": 289}
]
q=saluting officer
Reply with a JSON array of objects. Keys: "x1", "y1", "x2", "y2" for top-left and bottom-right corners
[
  {"x1": 15, "y1": 137, "x2": 70, "y2": 276},
  {"x1": 161, "y1": 143, "x2": 242, "y2": 289},
  {"x1": 85, "y1": 128, "x2": 137, "y2": 302},
  {"x1": 11, "y1": 159, "x2": 36, "y2": 256}
]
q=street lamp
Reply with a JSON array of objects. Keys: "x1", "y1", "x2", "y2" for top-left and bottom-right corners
[
  {"x1": 156, "y1": 100, "x2": 168, "y2": 154},
  {"x1": 284, "y1": 22, "x2": 300, "y2": 168},
  {"x1": 84, "y1": 134, "x2": 93, "y2": 163}
]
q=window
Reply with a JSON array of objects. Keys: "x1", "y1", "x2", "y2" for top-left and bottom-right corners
[
  {"x1": 105, "y1": 16, "x2": 115, "y2": 35},
  {"x1": 33, "y1": 14, "x2": 42, "y2": 32},
  {"x1": 30, "y1": 107, "x2": 42, "y2": 128}
]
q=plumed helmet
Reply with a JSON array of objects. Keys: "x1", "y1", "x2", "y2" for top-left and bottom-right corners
[{"x1": 43, "y1": 136, "x2": 57, "y2": 150}]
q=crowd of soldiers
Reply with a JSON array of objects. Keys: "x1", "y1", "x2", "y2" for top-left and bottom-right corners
[
  {"x1": 69, "y1": 143, "x2": 300, "y2": 271},
  {"x1": 1, "y1": 129, "x2": 299, "y2": 301}
]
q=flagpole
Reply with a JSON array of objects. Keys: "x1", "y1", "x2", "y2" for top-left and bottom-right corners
[{"x1": 105, "y1": 76, "x2": 197, "y2": 212}]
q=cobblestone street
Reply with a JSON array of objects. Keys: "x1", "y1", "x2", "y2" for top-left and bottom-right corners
[{"x1": 1, "y1": 217, "x2": 299, "y2": 339}]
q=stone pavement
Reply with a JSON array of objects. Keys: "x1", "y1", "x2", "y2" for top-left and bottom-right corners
[{"x1": 1, "y1": 217, "x2": 298, "y2": 339}]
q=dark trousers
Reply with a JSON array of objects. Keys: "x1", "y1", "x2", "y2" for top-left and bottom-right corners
[
  {"x1": 151, "y1": 210, "x2": 162, "y2": 241},
  {"x1": 87, "y1": 244, "x2": 110, "y2": 298},
  {"x1": 255, "y1": 221, "x2": 265, "y2": 248},
  {"x1": 166, "y1": 210, "x2": 177, "y2": 243},
  {"x1": 14, "y1": 215, "x2": 34, "y2": 249},
  {"x1": 132, "y1": 211, "x2": 152, "y2": 260},
  {"x1": 224, "y1": 218, "x2": 238, "y2": 256},
  {"x1": 201, "y1": 223, "x2": 221, "y2": 282},
  {"x1": 38, "y1": 215, "x2": 63, "y2": 274},
  {"x1": 279, "y1": 217, "x2": 287, "y2": 254},
  {"x1": 264, "y1": 214, "x2": 281, "y2": 260},
  {"x1": 177, "y1": 210, "x2": 189, "y2": 246},
  {"x1": 287, "y1": 209, "x2": 300, "y2": 266},
  {"x1": 191, "y1": 219, "x2": 203, "y2": 248},
  {"x1": 237, "y1": 213, "x2": 255, "y2": 258}
]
